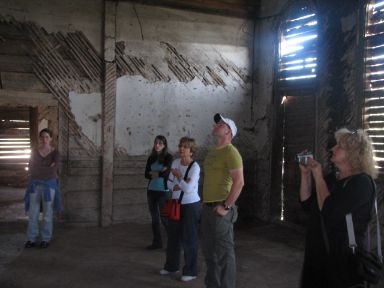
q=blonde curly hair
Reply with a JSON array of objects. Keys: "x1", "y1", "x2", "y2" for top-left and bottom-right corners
[{"x1": 335, "y1": 128, "x2": 378, "y2": 179}]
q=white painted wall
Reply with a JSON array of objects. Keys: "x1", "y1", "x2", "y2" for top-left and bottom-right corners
[
  {"x1": 116, "y1": 74, "x2": 249, "y2": 156},
  {"x1": 69, "y1": 92, "x2": 102, "y2": 147}
]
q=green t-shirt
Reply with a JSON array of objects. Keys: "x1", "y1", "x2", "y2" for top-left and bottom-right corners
[{"x1": 203, "y1": 144, "x2": 243, "y2": 202}]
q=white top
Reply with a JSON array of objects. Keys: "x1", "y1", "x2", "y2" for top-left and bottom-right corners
[{"x1": 167, "y1": 159, "x2": 201, "y2": 204}]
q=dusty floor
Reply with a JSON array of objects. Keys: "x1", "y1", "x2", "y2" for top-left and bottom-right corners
[
  {"x1": 0, "y1": 185, "x2": 305, "y2": 288},
  {"x1": 0, "y1": 219, "x2": 305, "y2": 288}
]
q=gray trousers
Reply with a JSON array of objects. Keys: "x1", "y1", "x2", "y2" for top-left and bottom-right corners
[{"x1": 201, "y1": 205, "x2": 238, "y2": 288}]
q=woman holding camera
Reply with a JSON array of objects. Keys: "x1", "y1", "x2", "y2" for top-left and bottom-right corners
[{"x1": 299, "y1": 128, "x2": 377, "y2": 288}]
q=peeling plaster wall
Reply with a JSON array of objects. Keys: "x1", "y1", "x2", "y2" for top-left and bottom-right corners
[
  {"x1": 0, "y1": 0, "x2": 104, "y2": 151},
  {"x1": 115, "y1": 3, "x2": 253, "y2": 156},
  {"x1": 116, "y1": 76, "x2": 249, "y2": 156},
  {"x1": 0, "y1": 0, "x2": 264, "y2": 224},
  {"x1": 0, "y1": 0, "x2": 103, "y2": 53},
  {"x1": 1, "y1": 0, "x2": 253, "y2": 157}
]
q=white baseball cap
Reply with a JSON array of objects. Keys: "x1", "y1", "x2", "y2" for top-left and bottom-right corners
[{"x1": 214, "y1": 113, "x2": 237, "y2": 138}]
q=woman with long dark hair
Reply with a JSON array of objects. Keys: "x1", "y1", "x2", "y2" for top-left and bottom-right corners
[{"x1": 144, "y1": 135, "x2": 173, "y2": 249}]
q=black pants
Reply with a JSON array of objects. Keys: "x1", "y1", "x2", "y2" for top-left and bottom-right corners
[
  {"x1": 164, "y1": 202, "x2": 201, "y2": 275},
  {"x1": 147, "y1": 190, "x2": 169, "y2": 246}
]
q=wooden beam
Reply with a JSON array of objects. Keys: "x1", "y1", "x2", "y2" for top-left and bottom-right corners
[
  {"x1": 0, "y1": 89, "x2": 57, "y2": 106},
  {"x1": 120, "y1": 0, "x2": 259, "y2": 18},
  {"x1": 0, "y1": 55, "x2": 33, "y2": 73},
  {"x1": 1, "y1": 72, "x2": 49, "y2": 93},
  {"x1": 101, "y1": 1, "x2": 118, "y2": 227}
]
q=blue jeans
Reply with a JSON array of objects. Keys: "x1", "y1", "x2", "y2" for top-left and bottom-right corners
[
  {"x1": 164, "y1": 201, "x2": 201, "y2": 275},
  {"x1": 201, "y1": 205, "x2": 238, "y2": 288},
  {"x1": 26, "y1": 184, "x2": 55, "y2": 242}
]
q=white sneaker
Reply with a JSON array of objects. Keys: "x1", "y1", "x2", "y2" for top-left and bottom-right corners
[
  {"x1": 160, "y1": 269, "x2": 178, "y2": 275},
  {"x1": 181, "y1": 275, "x2": 197, "y2": 282}
]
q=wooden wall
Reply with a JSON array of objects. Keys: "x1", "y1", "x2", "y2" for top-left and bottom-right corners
[
  {"x1": 1, "y1": 0, "x2": 379, "y2": 228},
  {"x1": 112, "y1": 156, "x2": 149, "y2": 224}
]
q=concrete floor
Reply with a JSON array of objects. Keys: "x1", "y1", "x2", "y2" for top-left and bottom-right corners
[
  {"x1": 0, "y1": 185, "x2": 306, "y2": 288},
  {"x1": 0, "y1": 221, "x2": 305, "y2": 288}
]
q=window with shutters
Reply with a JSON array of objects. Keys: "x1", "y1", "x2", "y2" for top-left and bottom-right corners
[
  {"x1": 273, "y1": 2, "x2": 318, "y2": 222},
  {"x1": 364, "y1": 0, "x2": 384, "y2": 174},
  {"x1": 278, "y1": 2, "x2": 318, "y2": 90},
  {"x1": 0, "y1": 108, "x2": 31, "y2": 186}
]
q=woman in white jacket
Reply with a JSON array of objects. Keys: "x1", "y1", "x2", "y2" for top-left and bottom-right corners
[{"x1": 160, "y1": 136, "x2": 201, "y2": 282}]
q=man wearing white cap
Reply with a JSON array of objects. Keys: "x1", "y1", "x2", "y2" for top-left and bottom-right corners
[{"x1": 201, "y1": 113, "x2": 244, "y2": 288}]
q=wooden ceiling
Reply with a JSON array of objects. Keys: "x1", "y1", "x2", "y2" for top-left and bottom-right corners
[{"x1": 122, "y1": 0, "x2": 260, "y2": 18}]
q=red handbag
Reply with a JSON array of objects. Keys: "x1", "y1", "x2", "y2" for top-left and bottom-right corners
[{"x1": 163, "y1": 198, "x2": 182, "y2": 221}]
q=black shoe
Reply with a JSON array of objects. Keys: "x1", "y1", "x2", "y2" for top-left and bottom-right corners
[
  {"x1": 25, "y1": 241, "x2": 36, "y2": 248},
  {"x1": 40, "y1": 241, "x2": 50, "y2": 248},
  {"x1": 146, "y1": 243, "x2": 162, "y2": 250}
]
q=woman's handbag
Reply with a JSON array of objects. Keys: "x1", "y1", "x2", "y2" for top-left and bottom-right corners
[
  {"x1": 346, "y1": 204, "x2": 384, "y2": 285},
  {"x1": 162, "y1": 161, "x2": 195, "y2": 221},
  {"x1": 353, "y1": 247, "x2": 383, "y2": 284},
  {"x1": 163, "y1": 194, "x2": 183, "y2": 221},
  {"x1": 345, "y1": 177, "x2": 384, "y2": 285}
]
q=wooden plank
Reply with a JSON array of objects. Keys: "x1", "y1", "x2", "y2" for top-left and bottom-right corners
[
  {"x1": 64, "y1": 207, "x2": 99, "y2": 224},
  {"x1": 113, "y1": 175, "x2": 148, "y2": 189},
  {"x1": 65, "y1": 190, "x2": 99, "y2": 209},
  {"x1": 114, "y1": 157, "x2": 146, "y2": 168},
  {"x1": 68, "y1": 159, "x2": 101, "y2": 168},
  {"x1": 124, "y1": 0, "x2": 259, "y2": 18},
  {"x1": 0, "y1": 22, "x2": 28, "y2": 40},
  {"x1": 112, "y1": 203, "x2": 150, "y2": 224},
  {"x1": 114, "y1": 167, "x2": 147, "y2": 175},
  {"x1": 113, "y1": 188, "x2": 147, "y2": 205},
  {"x1": 0, "y1": 55, "x2": 33, "y2": 72},
  {"x1": 66, "y1": 175, "x2": 101, "y2": 191},
  {"x1": 0, "y1": 107, "x2": 30, "y2": 120},
  {"x1": 1, "y1": 72, "x2": 49, "y2": 92},
  {"x1": 68, "y1": 167, "x2": 101, "y2": 176},
  {"x1": 0, "y1": 89, "x2": 56, "y2": 106},
  {"x1": 0, "y1": 39, "x2": 34, "y2": 55}
]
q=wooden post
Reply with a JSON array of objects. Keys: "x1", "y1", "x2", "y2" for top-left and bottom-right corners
[{"x1": 101, "y1": 0, "x2": 117, "y2": 227}]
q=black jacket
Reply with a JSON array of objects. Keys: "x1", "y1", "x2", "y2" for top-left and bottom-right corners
[{"x1": 144, "y1": 153, "x2": 173, "y2": 190}]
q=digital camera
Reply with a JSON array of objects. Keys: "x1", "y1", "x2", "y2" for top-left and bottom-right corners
[{"x1": 296, "y1": 152, "x2": 313, "y2": 165}]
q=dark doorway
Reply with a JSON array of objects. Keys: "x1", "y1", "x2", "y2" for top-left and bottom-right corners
[{"x1": 271, "y1": 94, "x2": 316, "y2": 225}]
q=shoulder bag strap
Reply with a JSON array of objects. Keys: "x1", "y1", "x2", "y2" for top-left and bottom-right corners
[
  {"x1": 346, "y1": 213, "x2": 357, "y2": 254},
  {"x1": 374, "y1": 198, "x2": 382, "y2": 262},
  {"x1": 370, "y1": 177, "x2": 383, "y2": 262},
  {"x1": 178, "y1": 161, "x2": 195, "y2": 202}
]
